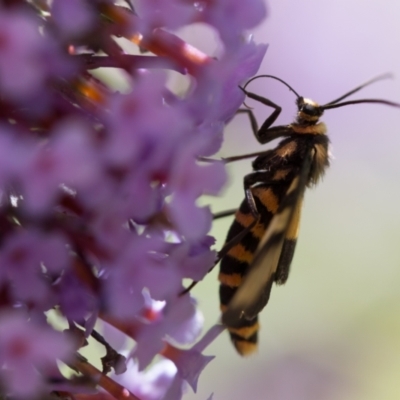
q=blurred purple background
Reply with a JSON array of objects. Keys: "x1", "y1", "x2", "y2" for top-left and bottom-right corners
[{"x1": 185, "y1": 1, "x2": 400, "y2": 399}]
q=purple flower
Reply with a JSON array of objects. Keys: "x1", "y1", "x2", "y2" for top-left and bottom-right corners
[
  {"x1": 19, "y1": 117, "x2": 100, "y2": 214},
  {"x1": 166, "y1": 142, "x2": 227, "y2": 240},
  {"x1": 0, "y1": 8, "x2": 74, "y2": 102},
  {"x1": 197, "y1": 0, "x2": 267, "y2": 48},
  {"x1": 210, "y1": 41, "x2": 268, "y2": 121},
  {"x1": 0, "y1": 230, "x2": 68, "y2": 310},
  {"x1": 51, "y1": 0, "x2": 96, "y2": 39},
  {"x1": 0, "y1": 0, "x2": 267, "y2": 398},
  {"x1": 0, "y1": 311, "x2": 74, "y2": 398},
  {"x1": 165, "y1": 324, "x2": 225, "y2": 392},
  {"x1": 114, "y1": 325, "x2": 224, "y2": 399},
  {"x1": 103, "y1": 235, "x2": 183, "y2": 320},
  {"x1": 102, "y1": 73, "x2": 189, "y2": 166},
  {"x1": 0, "y1": 126, "x2": 30, "y2": 191},
  {"x1": 134, "y1": 0, "x2": 197, "y2": 33},
  {"x1": 132, "y1": 295, "x2": 202, "y2": 369},
  {"x1": 115, "y1": 358, "x2": 178, "y2": 400},
  {"x1": 170, "y1": 235, "x2": 216, "y2": 281},
  {"x1": 164, "y1": 348, "x2": 214, "y2": 393},
  {"x1": 56, "y1": 269, "x2": 97, "y2": 321}
]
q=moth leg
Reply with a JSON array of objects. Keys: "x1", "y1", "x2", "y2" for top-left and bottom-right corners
[
  {"x1": 240, "y1": 88, "x2": 295, "y2": 144},
  {"x1": 239, "y1": 89, "x2": 282, "y2": 135},
  {"x1": 221, "y1": 150, "x2": 274, "y2": 164},
  {"x1": 180, "y1": 218, "x2": 258, "y2": 296},
  {"x1": 213, "y1": 209, "x2": 237, "y2": 220},
  {"x1": 181, "y1": 174, "x2": 270, "y2": 296},
  {"x1": 235, "y1": 108, "x2": 260, "y2": 138},
  {"x1": 182, "y1": 169, "x2": 285, "y2": 296},
  {"x1": 182, "y1": 167, "x2": 286, "y2": 297}
]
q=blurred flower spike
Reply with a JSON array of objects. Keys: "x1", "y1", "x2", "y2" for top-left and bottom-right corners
[{"x1": 0, "y1": 0, "x2": 267, "y2": 399}]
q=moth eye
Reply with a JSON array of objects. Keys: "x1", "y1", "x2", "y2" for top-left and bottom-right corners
[{"x1": 302, "y1": 104, "x2": 319, "y2": 116}]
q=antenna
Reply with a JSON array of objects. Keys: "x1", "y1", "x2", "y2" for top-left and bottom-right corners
[
  {"x1": 322, "y1": 73, "x2": 400, "y2": 110},
  {"x1": 244, "y1": 75, "x2": 301, "y2": 99}
]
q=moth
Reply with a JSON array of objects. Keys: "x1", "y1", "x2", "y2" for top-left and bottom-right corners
[{"x1": 218, "y1": 74, "x2": 400, "y2": 355}]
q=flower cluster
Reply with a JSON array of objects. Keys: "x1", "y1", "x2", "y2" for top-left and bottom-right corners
[{"x1": 0, "y1": 0, "x2": 266, "y2": 399}]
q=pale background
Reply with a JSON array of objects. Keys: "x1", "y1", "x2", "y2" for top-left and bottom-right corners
[{"x1": 186, "y1": 1, "x2": 400, "y2": 399}]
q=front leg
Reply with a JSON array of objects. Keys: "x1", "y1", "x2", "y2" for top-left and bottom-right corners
[{"x1": 240, "y1": 87, "x2": 294, "y2": 144}]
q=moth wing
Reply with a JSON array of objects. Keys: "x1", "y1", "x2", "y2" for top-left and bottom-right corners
[
  {"x1": 274, "y1": 194, "x2": 303, "y2": 285},
  {"x1": 241, "y1": 193, "x2": 304, "y2": 318},
  {"x1": 222, "y1": 147, "x2": 315, "y2": 327}
]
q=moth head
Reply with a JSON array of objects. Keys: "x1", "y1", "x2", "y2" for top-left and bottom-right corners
[
  {"x1": 296, "y1": 97, "x2": 324, "y2": 123},
  {"x1": 243, "y1": 73, "x2": 400, "y2": 125}
]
